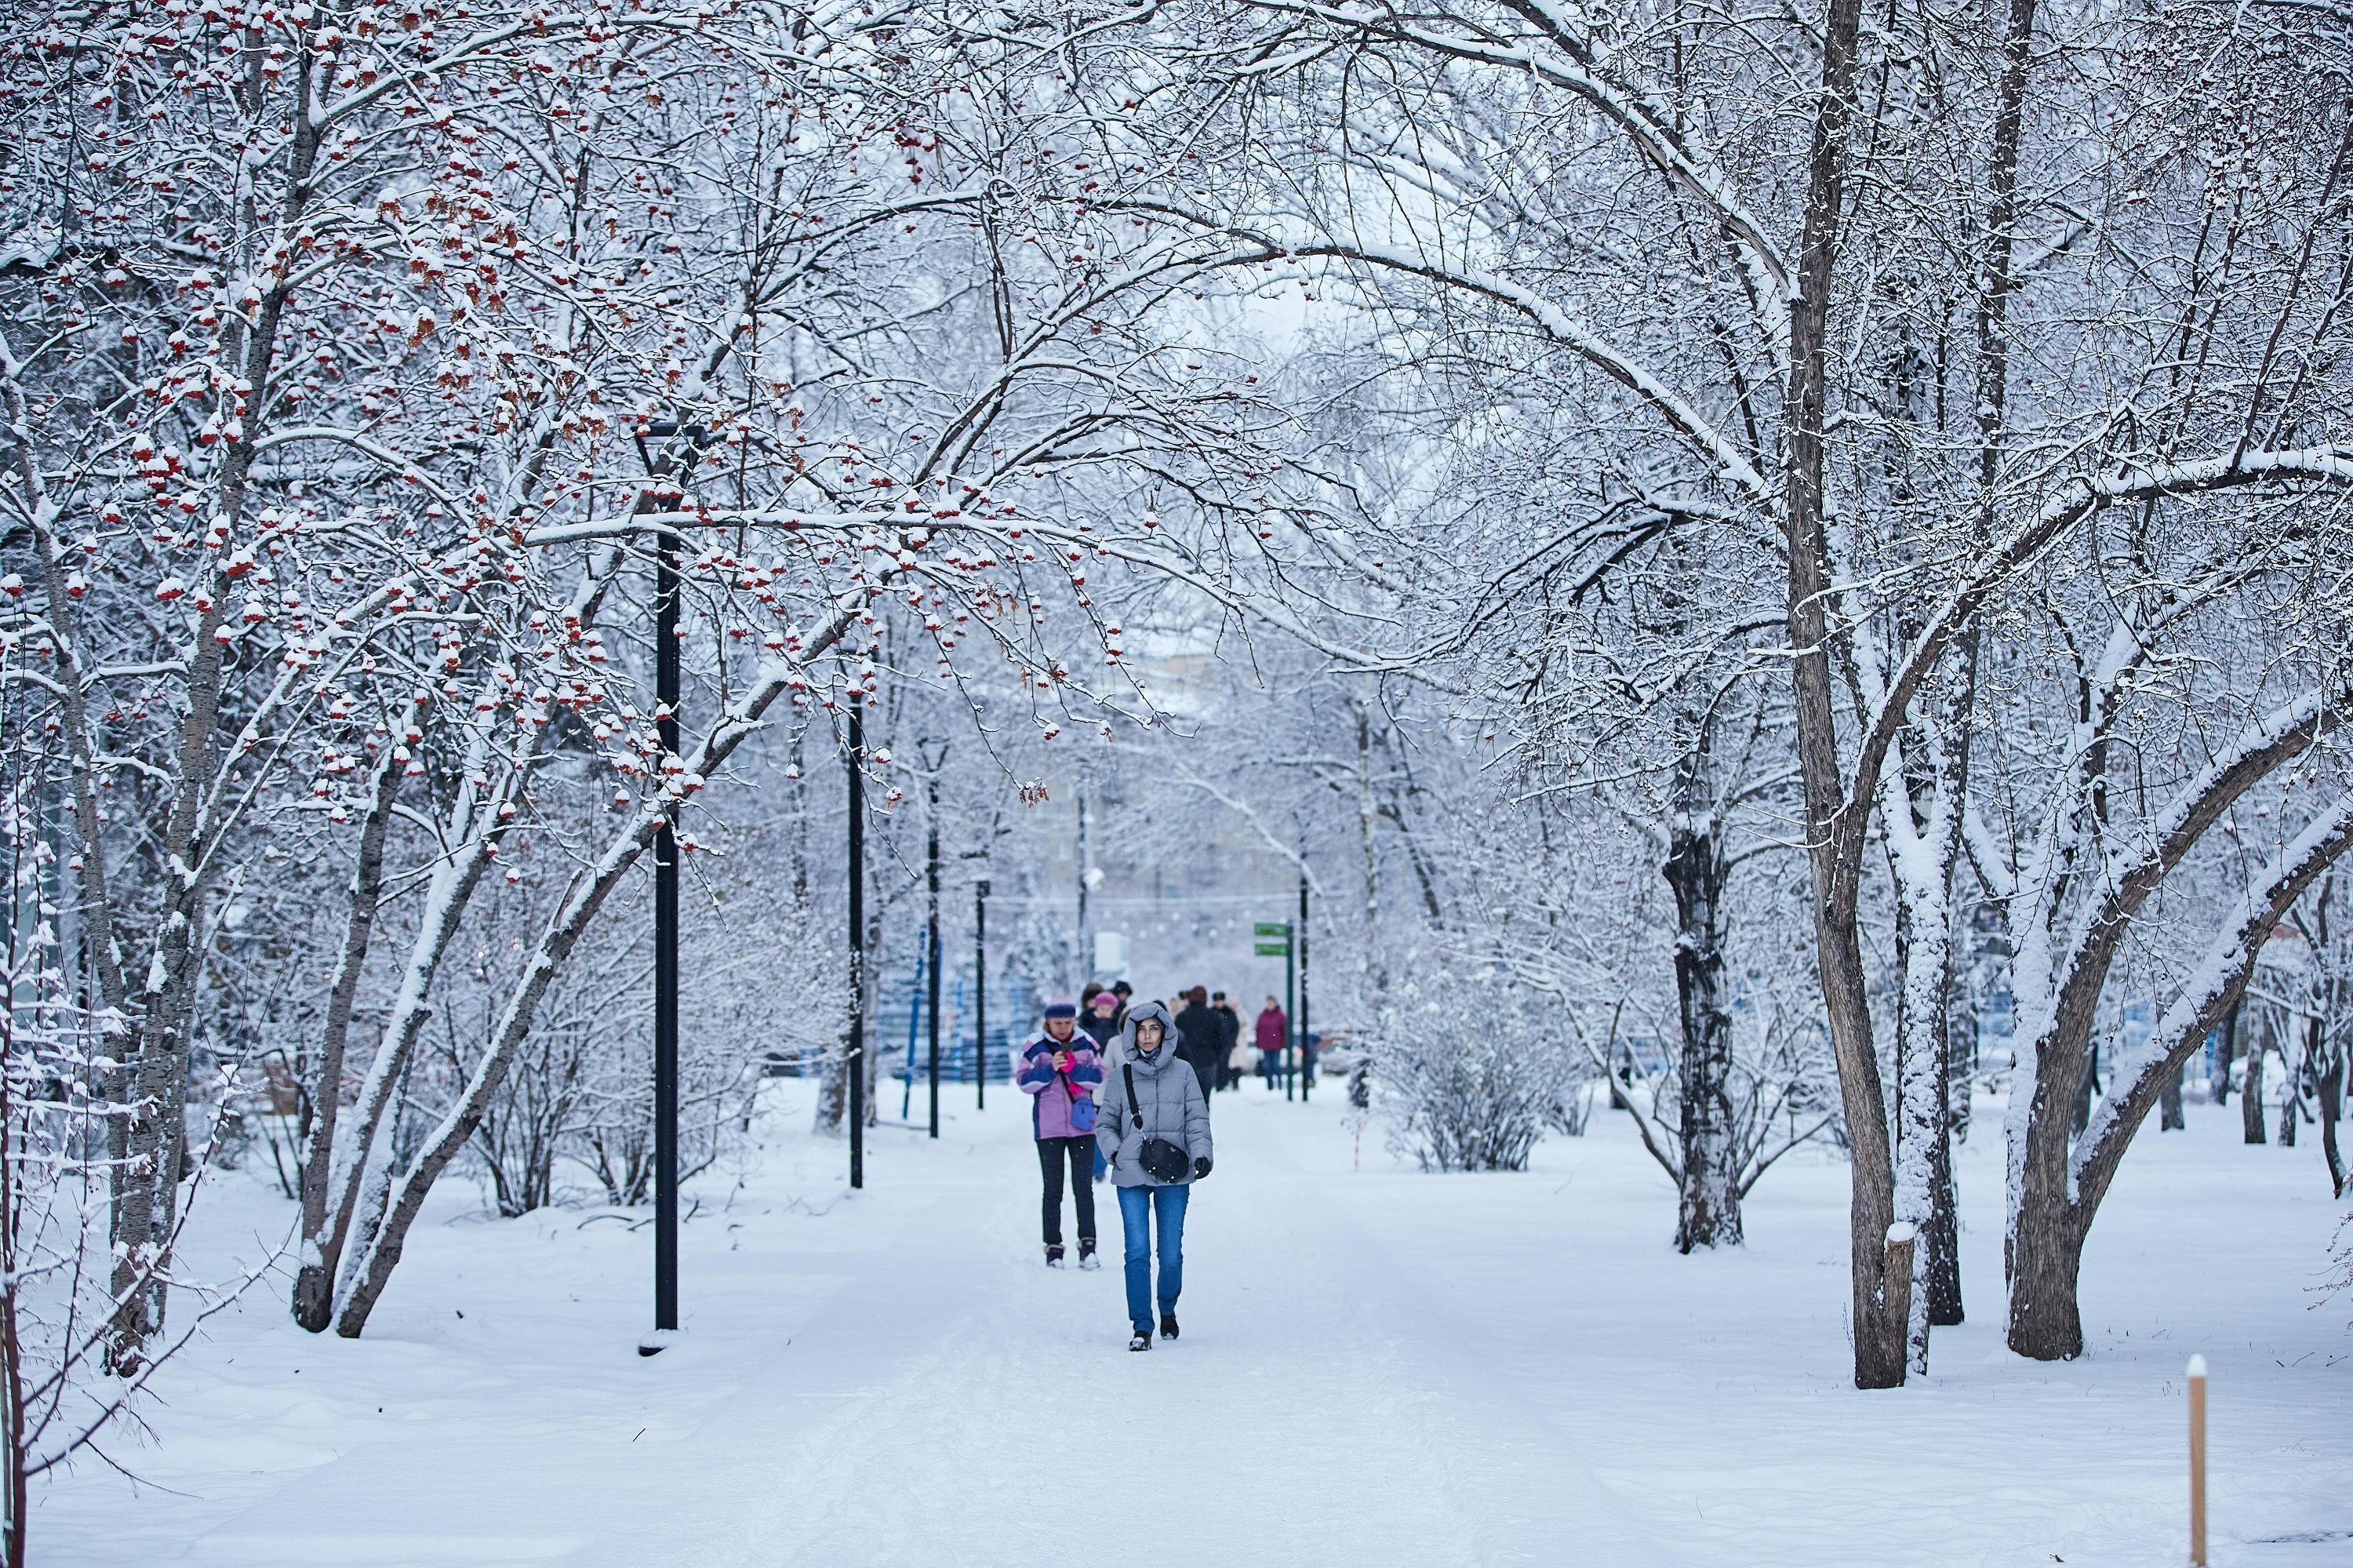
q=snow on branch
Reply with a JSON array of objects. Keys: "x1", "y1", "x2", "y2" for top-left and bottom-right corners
[
  {"x1": 1846, "y1": 444, "x2": 2353, "y2": 853},
  {"x1": 2070, "y1": 791, "x2": 2353, "y2": 1210}
]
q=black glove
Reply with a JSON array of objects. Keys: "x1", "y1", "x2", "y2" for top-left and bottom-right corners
[{"x1": 1192, "y1": 1156, "x2": 1213, "y2": 1180}]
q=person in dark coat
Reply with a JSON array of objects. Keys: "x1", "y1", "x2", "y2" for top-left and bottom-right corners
[
  {"x1": 1211, "y1": 991, "x2": 1243, "y2": 1090},
  {"x1": 1077, "y1": 991, "x2": 1125, "y2": 1184},
  {"x1": 1109, "y1": 980, "x2": 1133, "y2": 1030},
  {"x1": 1172, "y1": 986, "x2": 1224, "y2": 1104},
  {"x1": 1080, "y1": 990, "x2": 1122, "y2": 1054}
]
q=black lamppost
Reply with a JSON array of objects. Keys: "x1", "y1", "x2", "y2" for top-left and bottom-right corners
[
  {"x1": 632, "y1": 420, "x2": 709, "y2": 1356},
  {"x1": 846, "y1": 697, "x2": 865, "y2": 1190},
  {"x1": 1075, "y1": 784, "x2": 1090, "y2": 985},
  {"x1": 974, "y1": 879, "x2": 990, "y2": 1109},
  {"x1": 920, "y1": 737, "x2": 947, "y2": 1138},
  {"x1": 1298, "y1": 871, "x2": 1312, "y2": 1103}
]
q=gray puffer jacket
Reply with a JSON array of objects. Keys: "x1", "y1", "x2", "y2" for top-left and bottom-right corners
[{"x1": 1093, "y1": 1002, "x2": 1212, "y2": 1188}]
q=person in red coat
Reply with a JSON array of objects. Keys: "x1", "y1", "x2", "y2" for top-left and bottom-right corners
[{"x1": 1255, "y1": 996, "x2": 1287, "y2": 1091}]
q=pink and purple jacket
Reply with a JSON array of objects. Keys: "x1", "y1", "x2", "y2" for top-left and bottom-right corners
[{"x1": 1016, "y1": 1033, "x2": 1104, "y2": 1141}]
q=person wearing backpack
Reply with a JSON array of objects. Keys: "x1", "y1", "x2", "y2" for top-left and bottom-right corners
[
  {"x1": 1016, "y1": 997, "x2": 1104, "y2": 1268},
  {"x1": 1093, "y1": 999, "x2": 1213, "y2": 1350}
]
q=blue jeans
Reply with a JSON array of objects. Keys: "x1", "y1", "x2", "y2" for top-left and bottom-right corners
[{"x1": 1116, "y1": 1183, "x2": 1188, "y2": 1334}]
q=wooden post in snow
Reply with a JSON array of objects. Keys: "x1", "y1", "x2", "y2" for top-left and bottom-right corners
[
  {"x1": 2188, "y1": 1355, "x2": 2208, "y2": 1566},
  {"x1": 1882, "y1": 1222, "x2": 1917, "y2": 1381}
]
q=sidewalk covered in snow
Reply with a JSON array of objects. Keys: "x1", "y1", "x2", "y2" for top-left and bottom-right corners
[{"x1": 42, "y1": 1083, "x2": 2350, "y2": 1568}]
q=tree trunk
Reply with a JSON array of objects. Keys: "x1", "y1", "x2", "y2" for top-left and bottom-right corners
[
  {"x1": 335, "y1": 802, "x2": 678, "y2": 1335},
  {"x1": 813, "y1": 1049, "x2": 848, "y2": 1133},
  {"x1": 1926, "y1": 990, "x2": 1965, "y2": 1325},
  {"x1": 1356, "y1": 699, "x2": 1387, "y2": 997},
  {"x1": 2278, "y1": 1017, "x2": 2310, "y2": 1147},
  {"x1": 2213, "y1": 999, "x2": 2239, "y2": 1104},
  {"x1": 73, "y1": 89, "x2": 332, "y2": 1371},
  {"x1": 1889, "y1": 850, "x2": 1953, "y2": 1371},
  {"x1": 1666, "y1": 715, "x2": 1740, "y2": 1251},
  {"x1": 2158, "y1": 1064, "x2": 2185, "y2": 1130},
  {"x1": 291, "y1": 719, "x2": 411, "y2": 1330},
  {"x1": 2006, "y1": 798, "x2": 2353, "y2": 1358},
  {"x1": 2316, "y1": 1033, "x2": 2344, "y2": 1196},
  {"x1": 2242, "y1": 1017, "x2": 2268, "y2": 1144},
  {"x1": 2006, "y1": 981, "x2": 2095, "y2": 1359},
  {"x1": 304, "y1": 813, "x2": 503, "y2": 1330},
  {"x1": 1781, "y1": 0, "x2": 1897, "y2": 1388},
  {"x1": 2005, "y1": 1185, "x2": 2086, "y2": 1359}
]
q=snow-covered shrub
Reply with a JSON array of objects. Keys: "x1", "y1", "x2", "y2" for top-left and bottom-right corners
[
  {"x1": 0, "y1": 780, "x2": 270, "y2": 1559},
  {"x1": 566, "y1": 937, "x2": 788, "y2": 1210},
  {"x1": 1546, "y1": 1080, "x2": 1597, "y2": 1137},
  {"x1": 429, "y1": 805, "x2": 844, "y2": 1215},
  {"x1": 2326, "y1": 1206, "x2": 2353, "y2": 1328},
  {"x1": 1376, "y1": 973, "x2": 1573, "y2": 1172}
]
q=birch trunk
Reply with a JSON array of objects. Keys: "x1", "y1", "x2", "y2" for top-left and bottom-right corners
[
  {"x1": 1666, "y1": 709, "x2": 1740, "y2": 1251},
  {"x1": 1882, "y1": 719, "x2": 1957, "y2": 1372}
]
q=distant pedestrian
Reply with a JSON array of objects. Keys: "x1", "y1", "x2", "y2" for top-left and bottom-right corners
[
  {"x1": 1256, "y1": 996, "x2": 1287, "y2": 1091},
  {"x1": 1094, "y1": 1001, "x2": 1212, "y2": 1351},
  {"x1": 1110, "y1": 980, "x2": 1134, "y2": 1029},
  {"x1": 1082, "y1": 991, "x2": 1125, "y2": 1177},
  {"x1": 1081, "y1": 990, "x2": 1122, "y2": 1055},
  {"x1": 1212, "y1": 991, "x2": 1243, "y2": 1091},
  {"x1": 1173, "y1": 986, "x2": 1224, "y2": 1104},
  {"x1": 1016, "y1": 997, "x2": 1103, "y2": 1268}
]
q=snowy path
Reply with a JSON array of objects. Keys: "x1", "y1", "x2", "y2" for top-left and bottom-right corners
[
  {"x1": 160, "y1": 1090, "x2": 1675, "y2": 1567},
  {"x1": 43, "y1": 1083, "x2": 2353, "y2": 1566}
]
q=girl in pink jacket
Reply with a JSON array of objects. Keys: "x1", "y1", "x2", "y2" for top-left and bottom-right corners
[{"x1": 1016, "y1": 998, "x2": 1104, "y2": 1267}]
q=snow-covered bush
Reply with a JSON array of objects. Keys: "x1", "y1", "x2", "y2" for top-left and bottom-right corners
[
  {"x1": 564, "y1": 929, "x2": 819, "y2": 1210},
  {"x1": 1376, "y1": 973, "x2": 1574, "y2": 1172},
  {"x1": 0, "y1": 773, "x2": 272, "y2": 1563}
]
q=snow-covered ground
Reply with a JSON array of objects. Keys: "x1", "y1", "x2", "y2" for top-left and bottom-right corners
[{"x1": 44, "y1": 1082, "x2": 2352, "y2": 1566}]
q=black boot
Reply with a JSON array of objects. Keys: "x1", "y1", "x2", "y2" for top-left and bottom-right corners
[
  {"x1": 1046, "y1": 1244, "x2": 1065, "y2": 1268},
  {"x1": 1078, "y1": 1239, "x2": 1100, "y2": 1271},
  {"x1": 1128, "y1": 1330, "x2": 1152, "y2": 1352},
  {"x1": 1158, "y1": 1312, "x2": 1180, "y2": 1341}
]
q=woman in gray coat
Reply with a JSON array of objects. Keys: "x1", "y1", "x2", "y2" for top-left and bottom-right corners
[{"x1": 1093, "y1": 1000, "x2": 1213, "y2": 1351}]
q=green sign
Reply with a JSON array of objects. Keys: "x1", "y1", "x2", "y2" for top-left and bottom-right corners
[
  {"x1": 1254, "y1": 940, "x2": 1292, "y2": 957},
  {"x1": 1253, "y1": 922, "x2": 1290, "y2": 938}
]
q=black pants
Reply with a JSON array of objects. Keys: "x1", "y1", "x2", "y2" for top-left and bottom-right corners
[{"x1": 1037, "y1": 1136, "x2": 1096, "y2": 1247}]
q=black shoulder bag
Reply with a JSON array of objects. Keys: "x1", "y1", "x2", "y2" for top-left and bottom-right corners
[{"x1": 1123, "y1": 1063, "x2": 1192, "y2": 1184}]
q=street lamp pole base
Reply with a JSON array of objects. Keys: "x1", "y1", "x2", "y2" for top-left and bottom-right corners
[{"x1": 637, "y1": 1329, "x2": 682, "y2": 1358}]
